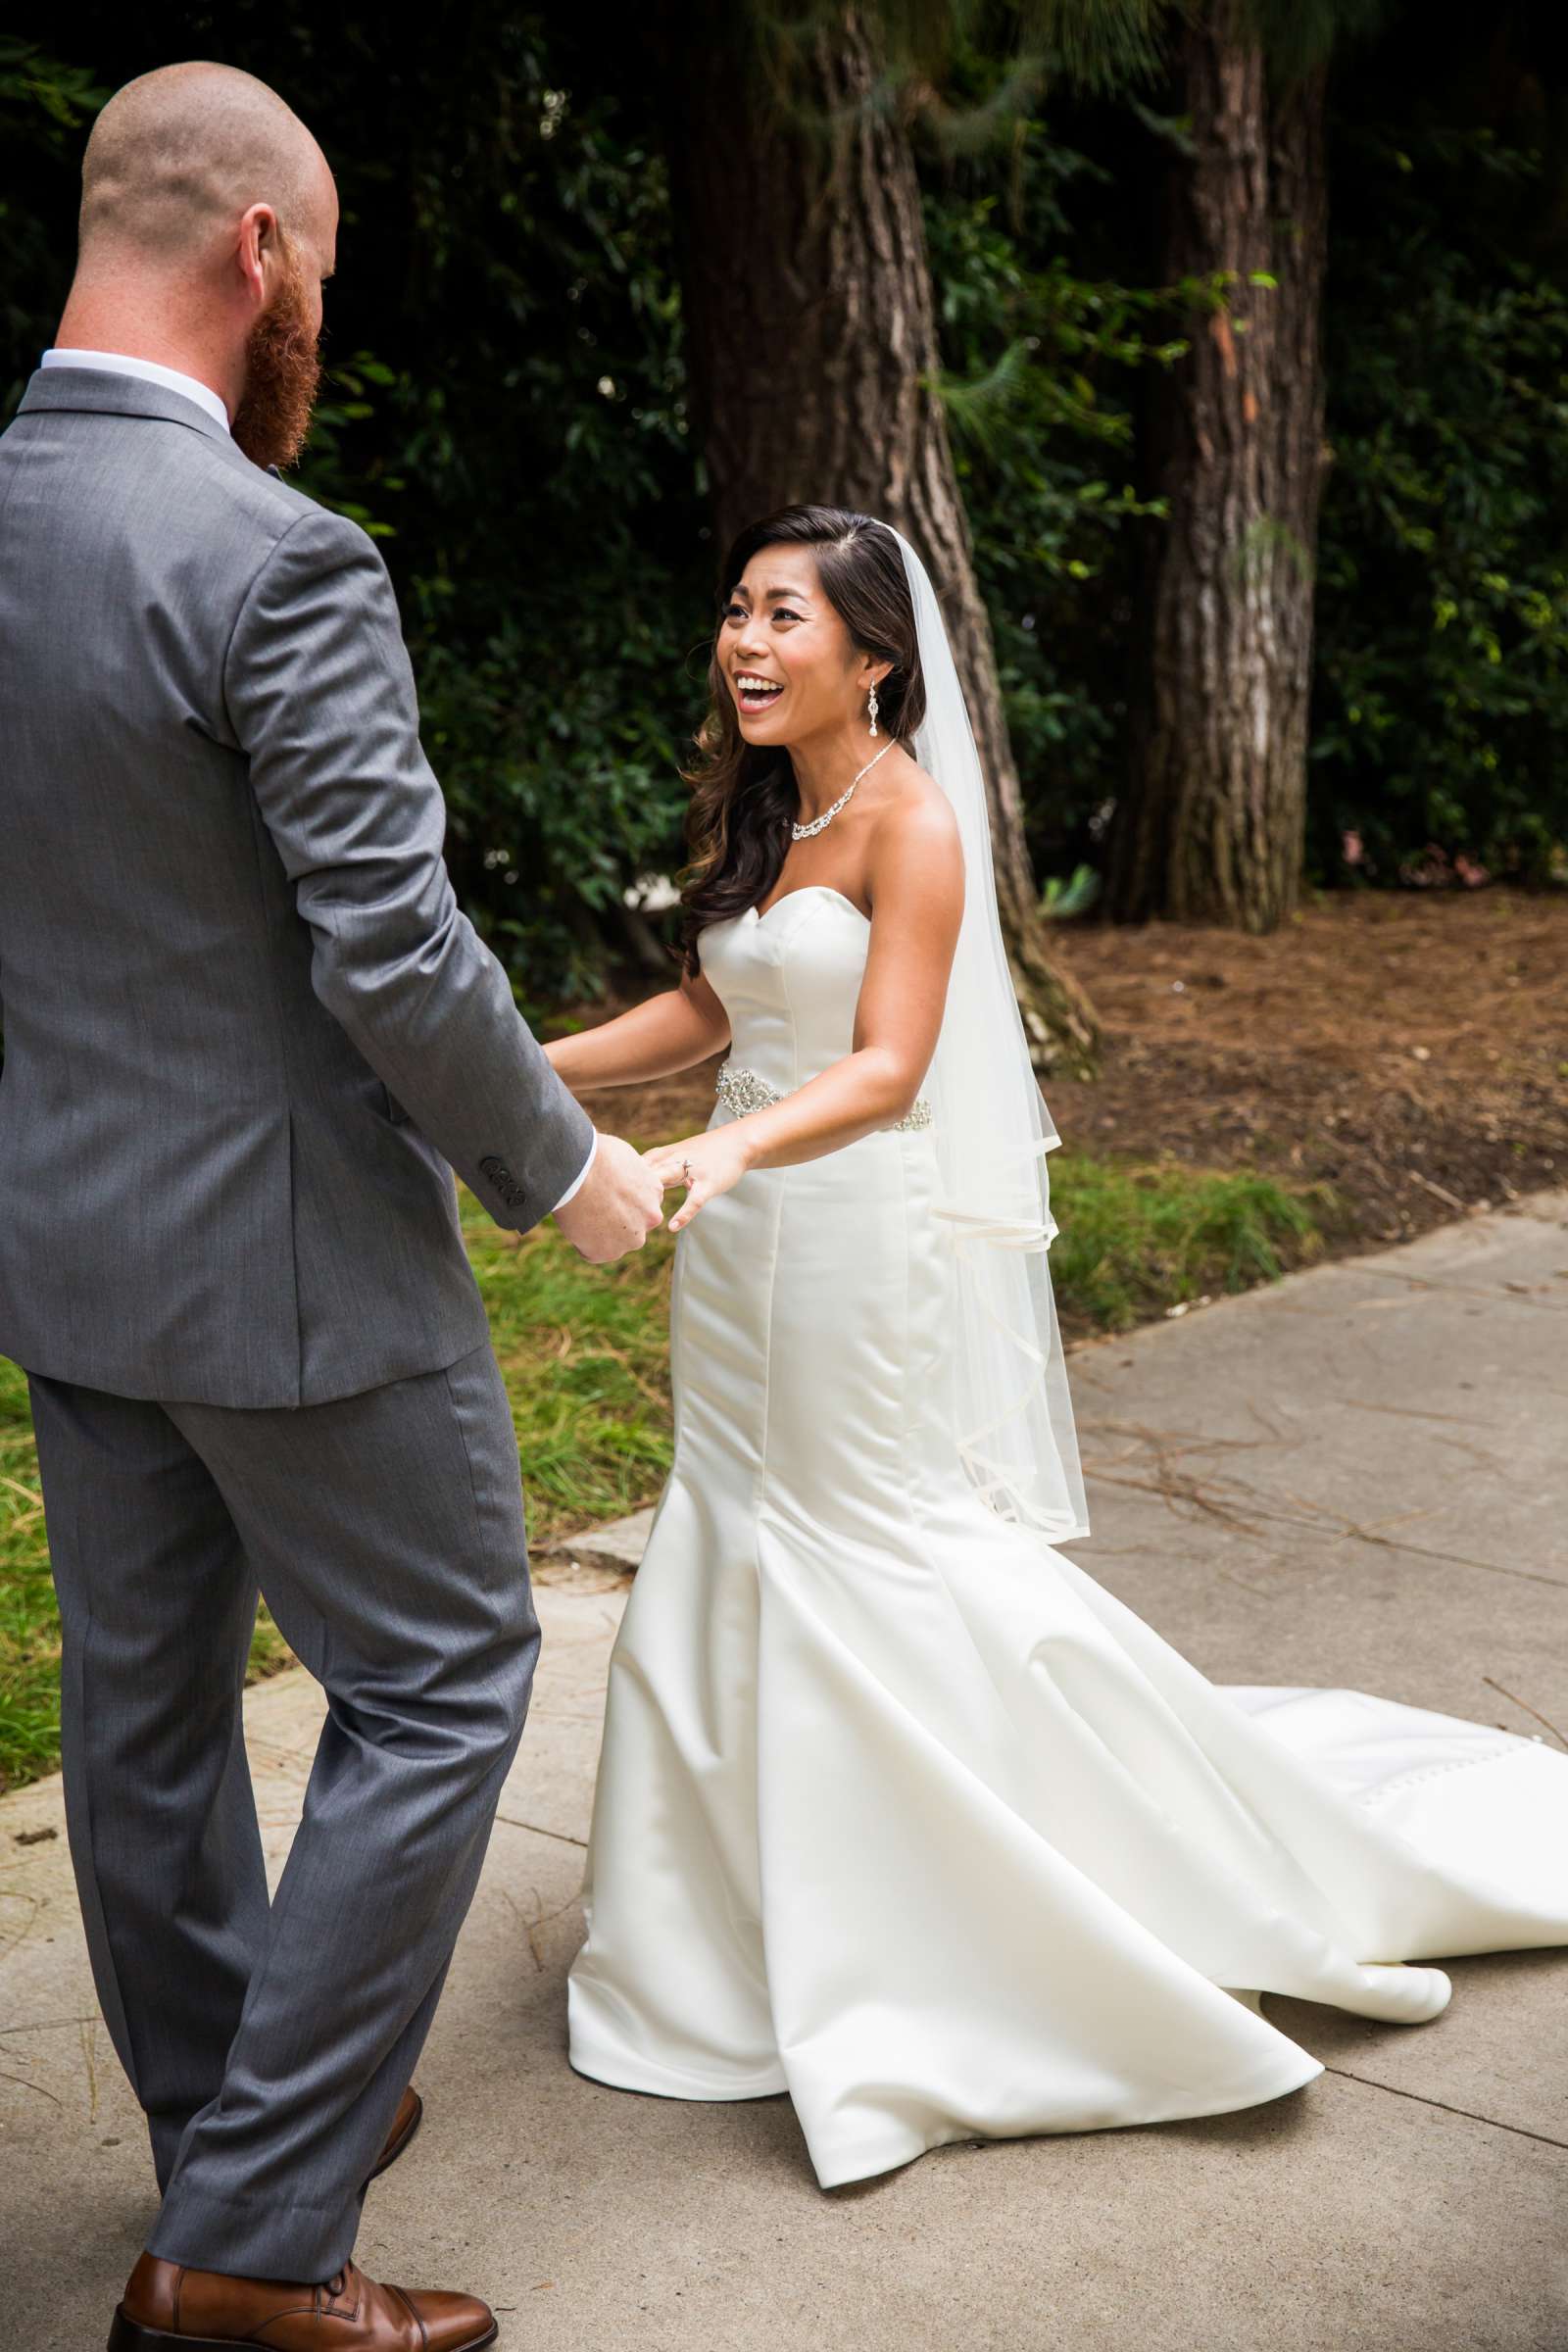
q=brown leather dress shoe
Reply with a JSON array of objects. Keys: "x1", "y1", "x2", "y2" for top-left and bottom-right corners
[
  {"x1": 368, "y1": 2085, "x2": 423, "y2": 2181},
  {"x1": 109, "y1": 2252, "x2": 496, "y2": 2350}
]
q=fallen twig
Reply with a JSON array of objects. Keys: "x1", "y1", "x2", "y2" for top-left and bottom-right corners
[{"x1": 1480, "y1": 1675, "x2": 1568, "y2": 1751}]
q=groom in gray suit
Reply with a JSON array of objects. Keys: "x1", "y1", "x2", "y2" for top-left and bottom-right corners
[{"x1": 0, "y1": 59, "x2": 662, "y2": 2351}]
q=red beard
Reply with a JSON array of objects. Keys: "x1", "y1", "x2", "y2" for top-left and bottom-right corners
[{"x1": 231, "y1": 248, "x2": 322, "y2": 471}]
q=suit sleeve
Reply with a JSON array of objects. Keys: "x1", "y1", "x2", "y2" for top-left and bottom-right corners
[{"x1": 223, "y1": 503, "x2": 596, "y2": 1233}]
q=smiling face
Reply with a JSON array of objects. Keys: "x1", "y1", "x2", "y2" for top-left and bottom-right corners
[{"x1": 718, "y1": 544, "x2": 887, "y2": 748}]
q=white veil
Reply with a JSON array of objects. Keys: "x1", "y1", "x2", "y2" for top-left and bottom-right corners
[{"x1": 889, "y1": 522, "x2": 1091, "y2": 1545}]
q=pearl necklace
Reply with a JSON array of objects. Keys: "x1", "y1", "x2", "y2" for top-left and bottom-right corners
[{"x1": 791, "y1": 739, "x2": 895, "y2": 840}]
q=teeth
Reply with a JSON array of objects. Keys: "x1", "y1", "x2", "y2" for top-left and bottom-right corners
[{"x1": 736, "y1": 675, "x2": 782, "y2": 694}]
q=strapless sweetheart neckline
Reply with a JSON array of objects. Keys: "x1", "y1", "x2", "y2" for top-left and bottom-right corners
[{"x1": 751, "y1": 884, "x2": 870, "y2": 926}]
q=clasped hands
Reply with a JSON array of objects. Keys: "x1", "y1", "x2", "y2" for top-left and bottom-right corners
[
  {"x1": 641, "y1": 1127, "x2": 753, "y2": 1234},
  {"x1": 552, "y1": 1125, "x2": 751, "y2": 1262}
]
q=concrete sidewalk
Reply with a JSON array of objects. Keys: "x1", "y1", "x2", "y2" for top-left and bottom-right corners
[{"x1": 4, "y1": 1195, "x2": 1566, "y2": 2349}]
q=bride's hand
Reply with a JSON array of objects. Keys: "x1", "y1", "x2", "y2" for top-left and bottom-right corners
[{"x1": 642, "y1": 1131, "x2": 753, "y2": 1232}]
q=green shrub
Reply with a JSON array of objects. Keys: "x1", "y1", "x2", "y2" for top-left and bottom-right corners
[{"x1": 1313, "y1": 123, "x2": 1568, "y2": 888}]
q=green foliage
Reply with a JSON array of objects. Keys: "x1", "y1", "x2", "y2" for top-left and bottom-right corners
[
  {"x1": 1047, "y1": 1155, "x2": 1334, "y2": 1332},
  {"x1": 859, "y1": 0, "x2": 1165, "y2": 103},
  {"x1": 268, "y1": 11, "x2": 709, "y2": 1004},
  {"x1": 0, "y1": 39, "x2": 108, "y2": 409},
  {"x1": 919, "y1": 31, "x2": 1568, "y2": 898},
  {"x1": 0, "y1": 1352, "x2": 59, "y2": 1793},
  {"x1": 1040, "y1": 860, "x2": 1102, "y2": 915},
  {"x1": 918, "y1": 99, "x2": 1170, "y2": 872},
  {"x1": 0, "y1": 10, "x2": 708, "y2": 1008},
  {"x1": 0, "y1": 37, "x2": 105, "y2": 159},
  {"x1": 1313, "y1": 122, "x2": 1568, "y2": 888},
  {"x1": 1, "y1": 16, "x2": 1174, "y2": 986},
  {"x1": 4, "y1": 6, "x2": 1567, "y2": 996},
  {"x1": 1243, "y1": 0, "x2": 1400, "y2": 88}
]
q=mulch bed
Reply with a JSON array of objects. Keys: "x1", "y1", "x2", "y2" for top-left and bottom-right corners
[{"x1": 562, "y1": 888, "x2": 1567, "y2": 1288}]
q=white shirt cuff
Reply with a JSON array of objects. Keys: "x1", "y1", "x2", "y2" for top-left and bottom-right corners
[{"x1": 550, "y1": 1130, "x2": 599, "y2": 1215}]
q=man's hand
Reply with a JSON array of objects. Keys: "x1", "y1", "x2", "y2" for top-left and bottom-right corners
[{"x1": 552, "y1": 1131, "x2": 664, "y2": 1263}]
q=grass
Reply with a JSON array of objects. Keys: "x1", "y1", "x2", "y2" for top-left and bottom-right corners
[
  {"x1": 457, "y1": 1179, "x2": 677, "y2": 1542},
  {"x1": 0, "y1": 1356, "x2": 61, "y2": 1796},
  {"x1": 0, "y1": 1353, "x2": 297, "y2": 1798},
  {"x1": 1047, "y1": 1154, "x2": 1337, "y2": 1333},
  {"x1": 0, "y1": 1152, "x2": 1324, "y2": 1795}
]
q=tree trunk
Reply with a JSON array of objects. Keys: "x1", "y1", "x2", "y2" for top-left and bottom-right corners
[
  {"x1": 656, "y1": 3, "x2": 1100, "y2": 1075},
  {"x1": 1107, "y1": 0, "x2": 1330, "y2": 930}
]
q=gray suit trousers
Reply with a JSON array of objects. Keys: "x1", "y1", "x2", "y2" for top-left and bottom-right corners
[{"x1": 25, "y1": 1339, "x2": 537, "y2": 2280}]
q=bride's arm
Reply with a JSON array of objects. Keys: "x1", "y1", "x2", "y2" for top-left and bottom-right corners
[
  {"x1": 647, "y1": 784, "x2": 963, "y2": 1229},
  {"x1": 545, "y1": 967, "x2": 731, "y2": 1094}
]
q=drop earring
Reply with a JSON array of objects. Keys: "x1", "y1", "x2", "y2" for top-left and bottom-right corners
[{"x1": 866, "y1": 680, "x2": 880, "y2": 737}]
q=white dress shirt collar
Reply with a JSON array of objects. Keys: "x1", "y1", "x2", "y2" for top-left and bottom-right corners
[{"x1": 41, "y1": 348, "x2": 231, "y2": 436}]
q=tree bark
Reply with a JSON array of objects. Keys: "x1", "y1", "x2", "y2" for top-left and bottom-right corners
[
  {"x1": 1107, "y1": 0, "x2": 1330, "y2": 930},
  {"x1": 656, "y1": 2, "x2": 1100, "y2": 1074}
]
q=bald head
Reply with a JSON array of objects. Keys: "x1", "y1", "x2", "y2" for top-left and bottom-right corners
[{"x1": 78, "y1": 61, "x2": 331, "y2": 265}]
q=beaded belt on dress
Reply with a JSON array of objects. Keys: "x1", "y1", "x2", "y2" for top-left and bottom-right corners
[{"x1": 715, "y1": 1060, "x2": 933, "y2": 1132}]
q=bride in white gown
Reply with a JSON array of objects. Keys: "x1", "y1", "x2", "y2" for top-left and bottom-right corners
[{"x1": 545, "y1": 505, "x2": 1568, "y2": 2191}]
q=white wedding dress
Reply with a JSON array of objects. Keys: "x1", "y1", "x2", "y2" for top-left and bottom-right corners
[{"x1": 565, "y1": 885, "x2": 1568, "y2": 2190}]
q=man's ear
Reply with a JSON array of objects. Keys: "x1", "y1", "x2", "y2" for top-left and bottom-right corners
[{"x1": 236, "y1": 201, "x2": 279, "y2": 307}]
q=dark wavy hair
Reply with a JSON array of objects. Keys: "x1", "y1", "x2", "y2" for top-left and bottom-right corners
[{"x1": 675, "y1": 505, "x2": 925, "y2": 977}]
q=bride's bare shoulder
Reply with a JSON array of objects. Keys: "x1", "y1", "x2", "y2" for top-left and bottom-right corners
[
  {"x1": 864, "y1": 753, "x2": 963, "y2": 922},
  {"x1": 868, "y1": 751, "x2": 962, "y2": 859}
]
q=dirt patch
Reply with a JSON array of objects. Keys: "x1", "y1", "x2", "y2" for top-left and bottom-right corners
[{"x1": 558, "y1": 891, "x2": 1567, "y2": 1308}]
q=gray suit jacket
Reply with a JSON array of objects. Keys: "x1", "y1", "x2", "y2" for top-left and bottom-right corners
[{"x1": 0, "y1": 366, "x2": 596, "y2": 1407}]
